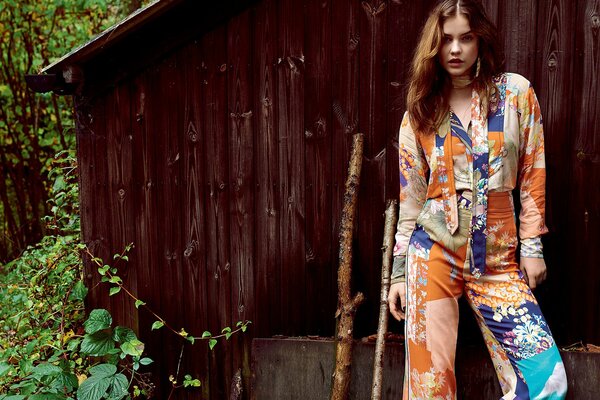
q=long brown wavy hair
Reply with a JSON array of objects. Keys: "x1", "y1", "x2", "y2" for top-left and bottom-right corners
[{"x1": 406, "y1": 0, "x2": 503, "y2": 134}]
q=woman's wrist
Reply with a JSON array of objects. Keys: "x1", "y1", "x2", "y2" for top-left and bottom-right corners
[{"x1": 391, "y1": 255, "x2": 407, "y2": 284}]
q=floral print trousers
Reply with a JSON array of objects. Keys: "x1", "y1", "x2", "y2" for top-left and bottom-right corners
[{"x1": 403, "y1": 191, "x2": 567, "y2": 400}]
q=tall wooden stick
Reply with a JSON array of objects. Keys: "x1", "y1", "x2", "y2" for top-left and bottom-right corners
[
  {"x1": 371, "y1": 200, "x2": 398, "y2": 400},
  {"x1": 331, "y1": 133, "x2": 365, "y2": 400}
]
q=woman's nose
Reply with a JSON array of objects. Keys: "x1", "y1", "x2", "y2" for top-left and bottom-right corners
[{"x1": 450, "y1": 40, "x2": 461, "y2": 55}]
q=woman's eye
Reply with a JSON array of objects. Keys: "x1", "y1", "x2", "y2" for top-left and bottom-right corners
[{"x1": 462, "y1": 35, "x2": 474, "y2": 42}]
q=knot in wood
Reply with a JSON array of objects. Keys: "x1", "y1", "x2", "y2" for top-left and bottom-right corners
[
  {"x1": 118, "y1": 188, "x2": 126, "y2": 200},
  {"x1": 218, "y1": 181, "x2": 227, "y2": 191},
  {"x1": 219, "y1": 63, "x2": 227, "y2": 72},
  {"x1": 547, "y1": 54, "x2": 558, "y2": 71},
  {"x1": 184, "y1": 241, "x2": 197, "y2": 258},
  {"x1": 136, "y1": 113, "x2": 144, "y2": 123},
  {"x1": 187, "y1": 122, "x2": 198, "y2": 142},
  {"x1": 592, "y1": 14, "x2": 600, "y2": 29}
]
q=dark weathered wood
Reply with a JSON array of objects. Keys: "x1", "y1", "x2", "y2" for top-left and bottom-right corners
[
  {"x1": 105, "y1": 82, "x2": 137, "y2": 330},
  {"x1": 568, "y1": 0, "x2": 600, "y2": 345},
  {"x1": 498, "y1": 0, "x2": 538, "y2": 76},
  {"x1": 75, "y1": 95, "x2": 110, "y2": 313},
  {"x1": 385, "y1": 0, "x2": 432, "y2": 211},
  {"x1": 533, "y1": 0, "x2": 577, "y2": 342},
  {"x1": 129, "y1": 70, "x2": 165, "y2": 396},
  {"x1": 253, "y1": 0, "x2": 281, "y2": 339},
  {"x1": 330, "y1": 0, "x2": 360, "y2": 339},
  {"x1": 304, "y1": 0, "x2": 334, "y2": 336},
  {"x1": 356, "y1": 0, "x2": 388, "y2": 337},
  {"x1": 277, "y1": 0, "x2": 306, "y2": 335},
  {"x1": 180, "y1": 38, "x2": 210, "y2": 400},
  {"x1": 481, "y1": 0, "x2": 500, "y2": 26},
  {"x1": 227, "y1": 8, "x2": 255, "y2": 396},
  {"x1": 202, "y1": 26, "x2": 234, "y2": 400}
]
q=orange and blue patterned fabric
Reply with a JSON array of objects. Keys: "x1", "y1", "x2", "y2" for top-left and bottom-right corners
[{"x1": 392, "y1": 73, "x2": 567, "y2": 399}]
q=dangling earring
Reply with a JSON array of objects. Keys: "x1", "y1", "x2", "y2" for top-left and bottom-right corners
[{"x1": 474, "y1": 57, "x2": 481, "y2": 78}]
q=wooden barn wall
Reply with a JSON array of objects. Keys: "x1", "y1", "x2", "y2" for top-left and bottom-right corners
[{"x1": 74, "y1": 0, "x2": 600, "y2": 398}]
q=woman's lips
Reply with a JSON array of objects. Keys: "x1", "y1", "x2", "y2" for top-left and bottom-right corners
[{"x1": 448, "y1": 59, "x2": 464, "y2": 66}]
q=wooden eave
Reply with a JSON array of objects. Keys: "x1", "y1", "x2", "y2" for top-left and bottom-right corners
[{"x1": 40, "y1": 0, "x2": 185, "y2": 75}]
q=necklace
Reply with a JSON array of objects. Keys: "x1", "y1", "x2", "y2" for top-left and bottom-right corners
[{"x1": 451, "y1": 101, "x2": 471, "y2": 127}]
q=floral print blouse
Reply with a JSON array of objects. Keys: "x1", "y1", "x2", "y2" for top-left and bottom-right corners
[{"x1": 392, "y1": 72, "x2": 548, "y2": 283}]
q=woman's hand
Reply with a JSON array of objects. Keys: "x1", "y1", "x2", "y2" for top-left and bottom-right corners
[
  {"x1": 520, "y1": 257, "x2": 547, "y2": 290},
  {"x1": 388, "y1": 282, "x2": 407, "y2": 321}
]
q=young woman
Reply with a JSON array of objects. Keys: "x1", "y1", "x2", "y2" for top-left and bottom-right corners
[{"x1": 386, "y1": 1, "x2": 568, "y2": 399}]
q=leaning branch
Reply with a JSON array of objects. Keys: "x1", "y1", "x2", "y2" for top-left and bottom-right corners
[
  {"x1": 371, "y1": 199, "x2": 398, "y2": 400},
  {"x1": 331, "y1": 133, "x2": 365, "y2": 400}
]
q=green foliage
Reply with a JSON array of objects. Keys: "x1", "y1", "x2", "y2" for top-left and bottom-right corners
[
  {"x1": 0, "y1": 155, "x2": 85, "y2": 397},
  {"x1": 0, "y1": 0, "x2": 133, "y2": 261}
]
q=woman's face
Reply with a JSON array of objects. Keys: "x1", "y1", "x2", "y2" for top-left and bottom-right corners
[{"x1": 439, "y1": 14, "x2": 479, "y2": 78}]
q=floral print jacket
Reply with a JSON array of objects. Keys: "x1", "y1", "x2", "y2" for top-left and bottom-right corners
[{"x1": 392, "y1": 72, "x2": 548, "y2": 283}]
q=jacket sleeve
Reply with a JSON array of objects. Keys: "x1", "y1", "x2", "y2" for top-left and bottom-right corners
[
  {"x1": 391, "y1": 112, "x2": 429, "y2": 283},
  {"x1": 517, "y1": 84, "x2": 549, "y2": 258}
]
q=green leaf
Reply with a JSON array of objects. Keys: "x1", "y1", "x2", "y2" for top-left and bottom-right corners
[
  {"x1": 139, "y1": 357, "x2": 153, "y2": 366},
  {"x1": 77, "y1": 374, "x2": 112, "y2": 400},
  {"x1": 134, "y1": 299, "x2": 145, "y2": 309},
  {"x1": 221, "y1": 327, "x2": 231, "y2": 334},
  {"x1": 28, "y1": 394, "x2": 66, "y2": 400},
  {"x1": 105, "y1": 373, "x2": 128, "y2": 400},
  {"x1": 241, "y1": 325, "x2": 247, "y2": 332},
  {"x1": 69, "y1": 280, "x2": 88, "y2": 301},
  {"x1": 108, "y1": 286, "x2": 121, "y2": 296},
  {"x1": 0, "y1": 362, "x2": 12, "y2": 377},
  {"x1": 120, "y1": 339, "x2": 144, "y2": 357},
  {"x1": 31, "y1": 363, "x2": 62, "y2": 378},
  {"x1": 112, "y1": 327, "x2": 137, "y2": 343},
  {"x1": 151, "y1": 321, "x2": 164, "y2": 331},
  {"x1": 201, "y1": 331, "x2": 211, "y2": 339},
  {"x1": 52, "y1": 371, "x2": 78, "y2": 392},
  {"x1": 108, "y1": 276, "x2": 122, "y2": 284},
  {"x1": 84, "y1": 309, "x2": 112, "y2": 334},
  {"x1": 98, "y1": 265, "x2": 110, "y2": 276},
  {"x1": 88, "y1": 364, "x2": 117, "y2": 377},
  {"x1": 236, "y1": 321, "x2": 243, "y2": 327},
  {"x1": 208, "y1": 339, "x2": 217, "y2": 350},
  {"x1": 81, "y1": 331, "x2": 116, "y2": 356},
  {"x1": 186, "y1": 336, "x2": 195, "y2": 345}
]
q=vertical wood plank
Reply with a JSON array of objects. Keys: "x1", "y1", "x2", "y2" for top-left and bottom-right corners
[
  {"x1": 480, "y1": 0, "x2": 500, "y2": 26},
  {"x1": 331, "y1": 0, "x2": 360, "y2": 337},
  {"x1": 356, "y1": 0, "x2": 388, "y2": 336},
  {"x1": 532, "y1": 0, "x2": 578, "y2": 342},
  {"x1": 75, "y1": 95, "x2": 111, "y2": 313},
  {"x1": 202, "y1": 26, "x2": 234, "y2": 400},
  {"x1": 180, "y1": 39, "x2": 211, "y2": 400},
  {"x1": 253, "y1": 0, "x2": 281, "y2": 338},
  {"x1": 227, "y1": 7, "x2": 256, "y2": 394},
  {"x1": 497, "y1": 0, "x2": 538, "y2": 77},
  {"x1": 304, "y1": 0, "x2": 333, "y2": 335},
  {"x1": 569, "y1": 0, "x2": 600, "y2": 344},
  {"x1": 277, "y1": 0, "x2": 306, "y2": 335},
  {"x1": 130, "y1": 69, "x2": 165, "y2": 397},
  {"x1": 105, "y1": 82, "x2": 137, "y2": 330},
  {"x1": 385, "y1": 0, "x2": 433, "y2": 201}
]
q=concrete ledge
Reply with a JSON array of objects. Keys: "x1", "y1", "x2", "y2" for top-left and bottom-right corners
[{"x1": 251, "y1": 338, "x2": 599, "y2": 399}]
